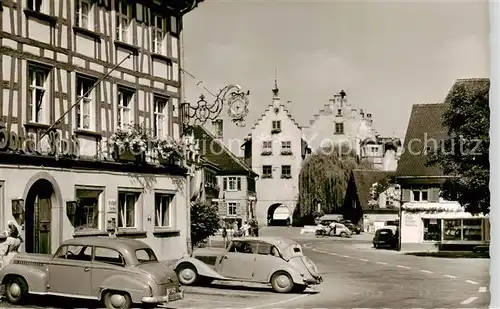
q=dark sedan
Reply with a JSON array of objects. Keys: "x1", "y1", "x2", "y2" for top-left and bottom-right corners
[
  {"x1": 340, "y1": 220, "x2": 362, "y2": 234},
  {"x1": 373, "y1": 228, "x2": 398, "y2": 249}
]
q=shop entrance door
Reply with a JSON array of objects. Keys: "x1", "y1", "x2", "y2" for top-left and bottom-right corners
[{"x1": 25, "y1": 179, "x2": 53, "y2": 254}]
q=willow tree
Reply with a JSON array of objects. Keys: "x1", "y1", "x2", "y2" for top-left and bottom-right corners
[{"x1": 294, "y1": 144, "x2": 372, "y2": 225}]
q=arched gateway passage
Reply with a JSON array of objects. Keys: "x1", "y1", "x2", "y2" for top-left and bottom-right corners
[
  {"x1": 267, "y1": 203, "x2": 290, "y2": 226},
  {"x1": 24, "y1": 179, "x2": 55, "y2": 254}
]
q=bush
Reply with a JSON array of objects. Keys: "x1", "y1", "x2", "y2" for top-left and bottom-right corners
[{"x1": 190, "y1": 201, "x2": 220, "y2": 249}]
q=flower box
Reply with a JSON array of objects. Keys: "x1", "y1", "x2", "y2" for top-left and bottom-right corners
[
  {"x1": 271, "y1": 129, "x2": 281, "y2": 134},
  {"x1": 261, "y1": 174, "x2": 272, "y2": 179},
  {"x1": 280, "y1": 174, "x2": 292, "y2": 179},
  {"x1": 112, "y1": 146, "x2": 145, "y2": 164},
  {"x1": 280, "y1": 150, "x2": 293, "y2": 156},
  {"x1": 261, "y1": 150, "x2": 272, "y2": 156}
]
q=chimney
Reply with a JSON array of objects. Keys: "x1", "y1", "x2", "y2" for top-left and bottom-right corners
[
  {"x1": 366, "y1": 114, "x2": 373, "y2": 125},
  {"x1": 360, "y1": 109, "x2": 365, "y2": 118},
  {"x1": 286, "y1": 100, "x2": 292, "y2": 112}
]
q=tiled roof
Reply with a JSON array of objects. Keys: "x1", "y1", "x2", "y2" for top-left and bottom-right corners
[
  {"x1": 192, "y1": 125, "x2": 257, "y2": 177},
  {"x1": 397, "y1": 77, "x2": 490, "y2": 178},
  {"x1": 352, "y1": 169, "x2": 396, "y2": 209},
  {"x1": 396, "y1": 103, "x2": 449, "y2": 177}
]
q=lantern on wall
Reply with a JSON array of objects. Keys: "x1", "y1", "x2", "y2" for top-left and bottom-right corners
[
  {"x1": 66, "y1": 201, "x2": 78, "y2": 217},
  {"x1": 11, "y1": 199, "x2": 24, "y2": 216}
]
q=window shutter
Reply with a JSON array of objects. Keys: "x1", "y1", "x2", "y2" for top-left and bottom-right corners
[
  {"x1": 223, "y1": 178, "x2": 227, "y2": 191},
  {"x1": 237, "y1": 177, "x2": 241, "y2": 191},
  {"x1": 429, "y1": 187, "x2": 440, "y2": 202},
  {"x1": 402, "y1": 189, "x2": 411, "y2": 202}
]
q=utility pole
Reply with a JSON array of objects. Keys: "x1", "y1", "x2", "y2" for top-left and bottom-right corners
[{"x1": 40, "y1": 53, "x2": 132, "y2": 140}]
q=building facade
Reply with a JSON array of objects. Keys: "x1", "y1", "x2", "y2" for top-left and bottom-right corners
[
  {"x1": 192, "y1": 125, "x2": 257, "y2": 228},
  {"x1": 304, "y1": 91, "x2": 401, "y2": 171},
  {"x1": 397, "y1": 79, "x2": 490, "y2": 252},
  {"x1": 0, "y1": 0, "x2": 203, "y2": 259},
  {"x1": 242, "y1": 82, "x2": 308, "y2": 226}
]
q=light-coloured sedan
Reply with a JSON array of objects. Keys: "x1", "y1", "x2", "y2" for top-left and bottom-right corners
[
  {"x1": 0, "y1": 237, "x2": 183, "y2": 309},
  {"x1": 175, "y1": 237, "x2": 322, "y2": 293}
]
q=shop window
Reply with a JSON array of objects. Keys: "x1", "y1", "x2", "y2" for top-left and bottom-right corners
[
  {"x1": 462, "y1": 219, "x2": 482, "y2": 241},
  {"x1": 422, "y1": 218, "x2": 441, "y2": 241},
  {"x1": 71, "y1": 189, "x2": 102, "y2": 231},
  {"x1": 443, "y1": 219, "x2": 462, "y2": 240},
  {"x1": 118, "y1": 192, "x2": 138, "y2": 228},
  {"x1": 155, "y1": 193, "x2": 173, "y2": 227}
]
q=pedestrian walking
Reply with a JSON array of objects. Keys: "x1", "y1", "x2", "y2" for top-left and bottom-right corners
[
  {"x1": 222, "y1": 226, "x2": 228, "y2": 247},
  {"x1": 0, "y1": 222, "x2": 22, "y2": 268}
]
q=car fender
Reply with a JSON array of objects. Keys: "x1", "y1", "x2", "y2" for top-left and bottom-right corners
[
  {"x1": 267, "y1": 265, "x2": 304, "y2": 285},
  {"x1": 174, "y1": 257, "x2": 226, "y2": 280},
  {"x1": 100, "y1": 275, "x2": 150, "y2": 304},
  {"x1": 0, "y1": 264, "x2": 48, "y2": 293}
]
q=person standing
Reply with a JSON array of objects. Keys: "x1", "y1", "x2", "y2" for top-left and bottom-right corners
[
  {"x1": 0, "y1": 222, "x2": 22, "y2": 267},
  {"x1": 242, "y1": 221, "x2": 250, "y2": 237}
]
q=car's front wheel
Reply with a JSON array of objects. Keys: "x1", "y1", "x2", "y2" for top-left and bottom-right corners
[
  {"x1": 103, "y1": 290, "x2": 132, "y2": 309},
  {"x1": 176, "y1": 263, "x2": 199, "y2": 285},
  {"x1": 270, "y1": 271, "x2": 294, "y2": 293},
  {"x1": 4, "y1": 276, "x2": 28, "y2": 305}
]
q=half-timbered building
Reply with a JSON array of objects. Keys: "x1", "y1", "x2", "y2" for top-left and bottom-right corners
[{"x1": 0, "y1": 0, "x2": 204, "y2": 260}]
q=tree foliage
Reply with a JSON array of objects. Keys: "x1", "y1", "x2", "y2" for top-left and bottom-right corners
[
  {"x1": 426, "y1": 80, "x2": 490, "y2": 214},
  {"x1": 190, "y1": 201, "x2": 220, "y2": 249},
  {"x1": 293, "y1": 144, "x2": 372, "y2": 225}
]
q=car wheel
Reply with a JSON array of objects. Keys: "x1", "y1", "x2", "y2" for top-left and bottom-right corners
[
  {"x1": 340, "y1": 232, "x2": 348, "y2": 238},
  {"x1": 5, "y1": 276, "x2": 29, "y2": 305},
  {"x1": 176, "y1": 263, "x2": 199, "y2": 285},
  {"x1": 270, "y1": 271, "x2": 294, "y2": 293},
  {"x1": 103, "y1": 290, "x2": 132, "y2": 309},
  {"x1": 356, "y1": 231, "x2": 361, "y2": 235}
]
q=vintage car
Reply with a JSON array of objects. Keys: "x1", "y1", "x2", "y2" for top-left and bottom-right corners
[
  {"x1": 174, "y1": 237, "x2": 322, "y2": 293},
  {"x1": 0, "y1": 237, "x2": 183, "y2": 309}
]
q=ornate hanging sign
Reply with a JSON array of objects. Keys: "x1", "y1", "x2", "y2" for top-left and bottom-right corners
[{"x1": 182, "y1": 84, "x2": 250, "y2": 129}]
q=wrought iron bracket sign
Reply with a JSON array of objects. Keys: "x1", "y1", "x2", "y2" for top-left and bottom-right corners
[{"x1": 181, "y1": 84, "x2": 250, "y2": 129}]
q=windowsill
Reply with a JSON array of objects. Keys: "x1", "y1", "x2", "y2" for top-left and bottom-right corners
[
  {"x1": 280, "y1": 151, "x2": 293, "y2": 156},
  {"x1": 116, "y1": 228, "x2": 147, "y2": 236},
  {"x1": 224, "y1": 189, "x2": 239, "y2": 192},
  {"x1": 271, "y1": 129, "x2": 281, "y2": 134},
  {"x1": 334, "y1": 132, "x2": 344, "y2": 135},
  {"x1": 72, "y1": 26, "x2": 102, "y2": 41},
  {"x1": 74, "y1": 129, "x2": 103, "y2": 138},
  {"x1": 24, "y1": 122, "x2": 51, "y2": 130},
  {"x1": 151, "y1": 53, "x2": 174, "y2": 63},
  {"x1": 153, "y1": 227, "x2": 180, "y2": 235},
  {"x1": 23, "y1": 8, "x2": 57, "y2": 25},
  {"x1": 261, "y1": 176, "x2": 273, "y2": 179},
  {"x1": 73, "y1": 229, "x2": 109, "y2": 237},
  {"x1": 280, "y1": 176, "x2": 292, "y2": 179},
  {"x1": 261, "y1": 151, "x2": 272, "y2": 156},
  {"x1": 114, "y1": 40, "x2": 139, "y2": 54}
]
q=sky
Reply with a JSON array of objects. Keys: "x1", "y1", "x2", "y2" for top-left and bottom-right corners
[{"x1": 181, "y1": 0, "x2": 490, "y2": 146}]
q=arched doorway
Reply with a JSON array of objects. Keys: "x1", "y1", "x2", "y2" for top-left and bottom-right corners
[
  {"x1": 267, "y1": 203, "x2": 290, "y2": 226},
  {"x1": 25, "y1": 179, "x2": 54, "y2": 254}
]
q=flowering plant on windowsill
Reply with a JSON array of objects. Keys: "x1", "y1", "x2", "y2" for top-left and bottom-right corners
[
  {"x1": 108, "y1": 124, "x2": 151, "y2": 157},
  {"x1": 261, "y1": 150, "x2": 272, "y2": 156},
  {"x1": 280, "y1": 174, "x2": 292, "y2": 179},
  {"x1": 156, "y1": 136, "x2": 186, "y2": 163},
  {"x1": 261, "y1": 174, "x2": 273, "y2": 179},
  {"x1": 280, "y1": 150, "x2": 293, "y2": 156}
]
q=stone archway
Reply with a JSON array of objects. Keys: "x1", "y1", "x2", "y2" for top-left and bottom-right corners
[
  {"x1": 22, "y1": 172, "x2": 63, "y2": 254},
  {"x1": 267, "y1": 203, "x2": 290, "y2": 226}
]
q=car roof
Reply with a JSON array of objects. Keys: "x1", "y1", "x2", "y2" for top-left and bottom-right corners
[
  {"x1": 61, "y1": 237, "x2": 150, "y2": 252},
  {"x1": 232, "y1": 237, "x2": 296, "y2": 248}
]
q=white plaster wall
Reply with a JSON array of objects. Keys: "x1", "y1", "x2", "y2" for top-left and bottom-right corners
[
  {"x1": 251, "y1": 104, "x2": 302, "y2": 224},
  {"x1": 0, "y1": 165, "x2": 188, "y2": 260}
]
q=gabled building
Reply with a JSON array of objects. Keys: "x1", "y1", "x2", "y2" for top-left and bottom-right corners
[
  {"x1": 304, "y1": 91, "x2": 401, "y2": 171},
  {"x1": 397, "y1": 78, "x2": 490, "y2": 252},
  {"x1": 342, "y1": 169, "x2": 400, "y2": 233},
  {"x1": 241, "y1": 82, "x2": 309, "y2": 226},
  {"x1": 0, "y1": 0, "x2": 204, "y2": 259},
  {"x1": 193, "y1": 126, "x2": 257, "y2": 228}
]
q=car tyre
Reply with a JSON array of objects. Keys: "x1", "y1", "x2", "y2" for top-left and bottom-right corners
[
  {"x1": 5, "y1": 276, "x2": 28, "y2": 305},
  {"x1": 356, "y1": 231, "x2": 361, "y2": 235},
  {"x1": 103, "y1": 290, "x2": 132, "y2": 309},
  {"x1": 176, "y1": 263, "x2": 199, "y2": 286},
  {"x1": 340, "y1": 232, "x2": 348, "y2": 238},
  {"x1": 270, "y1": 271, "x2": 294, "y2": 293}
]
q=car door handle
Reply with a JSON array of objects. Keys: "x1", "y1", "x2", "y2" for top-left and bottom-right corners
[
  {"x1": 84, "y1": 267, "x2": 90, "y2": 272},
  {"x1": 223, "y1": 255, "x2": 228, "y2": 259}
]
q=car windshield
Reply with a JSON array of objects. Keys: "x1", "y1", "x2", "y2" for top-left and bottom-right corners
[{"x1": 135, "y1": 248, "x2": 158, "y2": 264}]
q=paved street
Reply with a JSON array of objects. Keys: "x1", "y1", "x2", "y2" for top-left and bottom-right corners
[{"x1": 0, "y1": 227, "x2": 490, "y2": 308}]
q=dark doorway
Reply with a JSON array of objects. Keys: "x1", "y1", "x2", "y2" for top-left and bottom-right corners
[
  {"x1": 267, "y1": 203, "x2": 290, "y2": 226},
  {"x1": 25, "y1": 179, "x2": 54, "y2": 254}
]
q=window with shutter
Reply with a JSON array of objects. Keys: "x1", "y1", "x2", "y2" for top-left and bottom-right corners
[
  {"x1": 237, "y1": 178, "x2": 241, "y2": 191},
  {"x1": 402, "y1": 189, "x2": 411, "y2": 202},
  {"x1": 223, "y1": 178, "x2": 227, "y2": 191}
]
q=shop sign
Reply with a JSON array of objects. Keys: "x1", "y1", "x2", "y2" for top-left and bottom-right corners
[
  {"x1": 107, "y1": 199, "x2": 117, "y2": 213},
  {"x1": 0, "y1": 128, "x2": 79, "y2": 157},
  {"x1": 404, "y1": 214, "x2": 418, "y2": 226}
]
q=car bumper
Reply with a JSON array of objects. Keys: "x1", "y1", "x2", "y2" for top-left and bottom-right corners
[
  {"x1": 142, "y1": 289, "x2": 184, "y2": 304},
  {"x1": 304, "y1": 276, "x2": 323, "y2": 285}
]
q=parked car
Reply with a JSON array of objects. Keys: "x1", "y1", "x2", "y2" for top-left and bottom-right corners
[
  {"x1": 0, "y1": 237, "x2": 183, "y2": 309},
  {"x1": 373, "y1": 228, "x2": 398, "y2": 249},
  {"x1": 317, "y1": 222, "x2": 352, "y2": 238},
  {"x1": 340, "y1": 220, "x2": 362, "y2": 235},
  {"x1": 174, "y1": 237, "x2": 322, "y2": 293}
]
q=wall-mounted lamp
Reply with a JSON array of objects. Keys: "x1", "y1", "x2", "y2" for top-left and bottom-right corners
[{"x1": 147, "y1": 215, "x2": 152, "y2": 222}]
